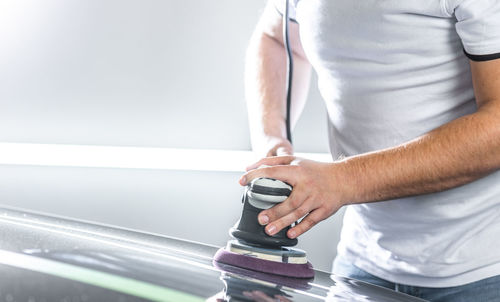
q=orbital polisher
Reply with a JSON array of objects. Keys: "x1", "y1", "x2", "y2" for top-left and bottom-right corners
[
  {"x1": 213, "y1": 0, "x2": 314, "y2": 279},
  {"x1": 214, "y1": 177, "x2": 314, "y2": 278}
]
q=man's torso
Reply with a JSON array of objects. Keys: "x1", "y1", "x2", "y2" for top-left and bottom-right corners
[{"x1": 281, "y1": 0, "x2": 500, "y2": 287}]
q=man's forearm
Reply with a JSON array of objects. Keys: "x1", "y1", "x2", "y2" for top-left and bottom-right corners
[
  {"x1": 245, "y1": 32, "x2": 289, "y2": 145},
  {"x1": 244, "y1": 4, "x2": 311, "y2": 155},
  {"x1": 339, "y1": 107, "x2": 500, "y2": 204}
]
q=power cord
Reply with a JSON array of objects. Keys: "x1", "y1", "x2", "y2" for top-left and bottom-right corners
[{"x1": 283, "y1": 0, "x2": 294, "y2": 144}]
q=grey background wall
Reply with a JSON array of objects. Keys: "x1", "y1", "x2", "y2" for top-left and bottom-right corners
[{"x1": 0, "y1": 0, "x2": 344, "y2": 272}]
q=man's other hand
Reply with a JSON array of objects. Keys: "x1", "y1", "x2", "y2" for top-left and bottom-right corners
[{"x1": 263, "y1": 136, "x2": 293, "y2": 157}]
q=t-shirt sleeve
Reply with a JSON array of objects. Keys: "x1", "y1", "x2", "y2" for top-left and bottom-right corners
[
  {"x1": 273, "y1": 0, "x2": 297, "y2": 22},
  {"x1": 451, "y1": 0, "x2": 500, "y2": 61}
]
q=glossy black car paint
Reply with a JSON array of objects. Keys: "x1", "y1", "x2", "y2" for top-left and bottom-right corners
[{"x1": 0, "y1": 206, "x2": 426, "y2": 301}]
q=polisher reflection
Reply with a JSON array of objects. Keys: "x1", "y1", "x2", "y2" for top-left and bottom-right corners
[
  {"x1": 212, "y1": 260, "x2": 313, "y2": 302},
  {"x1": 210, "y1": 260, "x2": 411, "y2": 302},
  {"x1": 219, "y1": 272, "x2": 294, "y2": 302}
]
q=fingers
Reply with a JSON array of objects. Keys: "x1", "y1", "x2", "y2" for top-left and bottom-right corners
[
  {"x1": 246, "y1": 155, "x2": 295, "y2": 172},
  {"x1": 239, "y1": 164, "x2": 299, "y2": 186},
  {"x1": 288, "y1": 209, "x2": 326, "y2": 238},
  {"x1": 257, "y1": 191, "x2": 303, "y2": 225},
  {"x1": 265, "y1": 203, "x2": 312, "y2": 238},
  {"x1": 261, "y1": 197, "x2": 331, "y2": 239},
  {"x1": 259, "y1": 194, "x2": 312, "y2": 236}
]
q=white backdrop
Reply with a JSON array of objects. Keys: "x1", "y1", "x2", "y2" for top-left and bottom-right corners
[{"x1": 0, "y1": 0, "x2": 343, "y2": 271}]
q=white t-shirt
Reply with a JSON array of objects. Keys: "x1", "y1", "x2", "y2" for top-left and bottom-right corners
[{"x1": 275, "y1": 0, "x2": 500, "y2": 287}]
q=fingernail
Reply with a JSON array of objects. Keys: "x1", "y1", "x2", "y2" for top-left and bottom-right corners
[
  {"x1": 288, "y1": 230, "x2": 296, "y2": 239},
  {"x1": 259, "y1": 214, "x2": 269, "y2": 225},
  {"x1": 239, "y1": 176, "x2": 246, "y2": 185},
  {"x1": 267, "y1": 225, "x2": 276, "y2": 235}
]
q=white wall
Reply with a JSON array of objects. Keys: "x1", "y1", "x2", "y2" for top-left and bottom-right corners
[{"x1": 0, "y1": 0, "x2": 342, "y2": 271}]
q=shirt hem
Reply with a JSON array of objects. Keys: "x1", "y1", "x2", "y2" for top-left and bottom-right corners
[{"x1": 463, "y1": 49, "x2": 500, "y2": 62}]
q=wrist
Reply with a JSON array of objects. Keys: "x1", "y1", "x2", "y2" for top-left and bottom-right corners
[
  {"x1": 268, "y1": 139, "x2": 293, "y2": 156},
  {"x1": 328, "y1": 159, "x2": 360, "y2": 206},
  {"x1": 252, "y1": 135, "x2": 293, "y2": 157}
]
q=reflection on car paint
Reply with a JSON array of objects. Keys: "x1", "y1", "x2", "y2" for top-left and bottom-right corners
[{"x1": 0, "y1": 207, "x2": 426, "y2": 302}]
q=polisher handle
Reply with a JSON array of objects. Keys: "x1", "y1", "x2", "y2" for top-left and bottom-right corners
[{"x1": 247, "y1": 177, "x2": 293, "y2": 209}]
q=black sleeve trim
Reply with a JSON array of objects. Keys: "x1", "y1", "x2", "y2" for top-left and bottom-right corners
[
  {"x1": 464, "y1": 49, "x2": 500, "y2": 62},
  {"x1": 274, "y1": 5, "x2": 298, "y2": 23}
]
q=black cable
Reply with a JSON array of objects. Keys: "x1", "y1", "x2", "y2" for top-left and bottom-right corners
[{"x1": 283, "y1": 0, "x2": 294, "y2": 144}]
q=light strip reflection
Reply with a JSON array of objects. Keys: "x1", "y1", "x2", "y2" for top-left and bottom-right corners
[
  {"x1": 0, "y1": 212, "x2": 214, "y2": 261},
  {"x1": 0, "y1": 250, "x2": 204, "y2": 302},
  {"x1": 0, "y1": 217, "x2": 217, "y2": 273},
  {"x1": 0, "y1": 142, "x2": 332, "y2": 172}
]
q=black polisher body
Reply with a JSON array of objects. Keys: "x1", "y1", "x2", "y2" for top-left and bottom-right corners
[{"x1": 230, "y1": 178, "x2": 297, "y2": 248}]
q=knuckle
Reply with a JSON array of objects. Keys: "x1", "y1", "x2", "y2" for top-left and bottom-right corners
[
  {"x1": 269, "y1": 204, "x2": 287, "y2": 219},
  {"x1": 276, "y1": 218, "x2": 289, "y2": 231},
  {"x1": 288, "y1": 196, "x2": 301, "y2": 208},
  {"x1": 295, "y1": 206, "x2": 309, "y2": 219},
  {"x1": 258, "y1": 167, "x2": 274, "y2": 178},
  {"x1": 265, "y1": 208, "x2": 278, "y2": 220},
  {"x1": 301, "y1": 217, "x2": 317, "y2": 231},
  {"x1": 244, "y1": 171, "x2": 254, "y2": 181},
  {"x1": 309, "y1": 207, "x2": 328, "y2": 219},
  {"x1": 304, "y1": 218, "x2": 316, "y2": 228},
  {"x1": 322, "y1": 202, "x2": 337, "y2": 216},
  {"x1": 267, "y1": 165, "x2": 280, "y2": 174},
  {"x1": 295, "y1": 225, "x2": 308, "y2": 236}
]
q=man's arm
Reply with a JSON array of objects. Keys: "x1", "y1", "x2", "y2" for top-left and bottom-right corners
[
  {"x1": 240, "y1": 58, "x2": 500, "y2": 239},
  {"x1": 341, "y1": 59, "x2": 500, "y2": 203},
  {"x1": 245, "y1": 1, "x2": 311, "y2": 157}
]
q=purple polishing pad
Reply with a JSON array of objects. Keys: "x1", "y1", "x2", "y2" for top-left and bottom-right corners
[{"x1": 214, "y1": 248, "x2": 315, "y2": 279}]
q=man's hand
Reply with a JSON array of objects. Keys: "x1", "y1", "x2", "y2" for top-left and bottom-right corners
[
  {"x1": 239, "y1": 156, "x2": 349, "y2": 239},
  {"x1": 263, "y1": 136, "x2": 294, "y2": 157}
]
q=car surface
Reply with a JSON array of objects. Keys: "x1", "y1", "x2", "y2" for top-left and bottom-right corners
[{"x1": 0, "y1": 206, "x2": 426, "y2": 301}]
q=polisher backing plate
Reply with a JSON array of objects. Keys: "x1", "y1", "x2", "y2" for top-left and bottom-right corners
[{"x1": 226, "y1": 240, "x2": 307, "y2": 264}]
